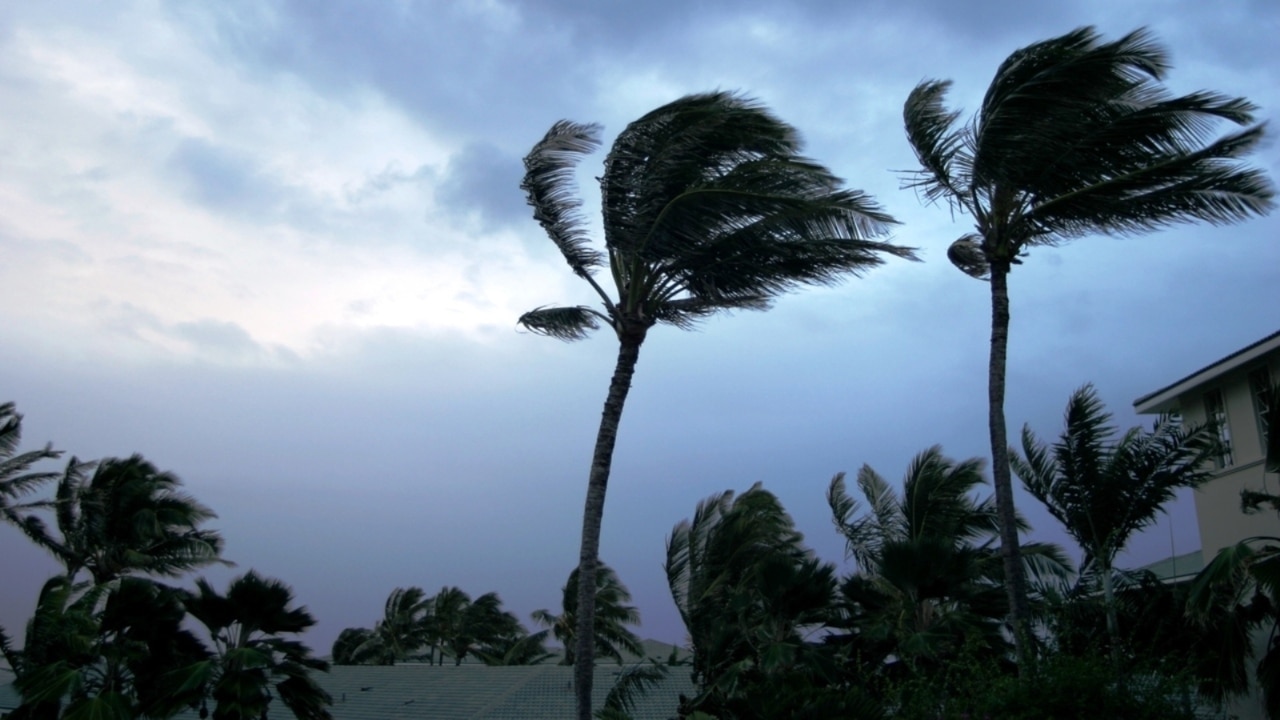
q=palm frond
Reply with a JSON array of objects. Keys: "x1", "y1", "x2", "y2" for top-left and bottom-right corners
[
  {"x1": 517, "y1": 305, "x2": 607, "y2": 341},
  {"x1": 599, "y1": 662, "x2": 669, "y2": 716},
  {"x1": 902, "y1": 79, "x2": 970, "y2": 208},
  {"x1": 522, "y1": 120, "x2": 605, "y2": 278}
]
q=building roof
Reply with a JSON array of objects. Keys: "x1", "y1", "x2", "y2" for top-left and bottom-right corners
[
  {"x1": 1136, "y1": 549, "x2": 1203, "y2": 584},
  {"x1": 1134, "y1": 329, "x2": 1280, "y2": 414},
  {"x1": 0, "y1": 663, "x2": 696, "y2": 720}
]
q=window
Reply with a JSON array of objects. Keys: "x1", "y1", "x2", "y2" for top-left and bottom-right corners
[
  {"x1": 1203, "y1": 388, "x2": 1233, "y2": 469},
  {"x1": 1250, "y1": 366, "x2": 1273, "y2": 454}
]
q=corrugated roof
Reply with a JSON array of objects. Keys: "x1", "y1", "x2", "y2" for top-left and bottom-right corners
[{"x1": 1, "y1": 663, "x2": 696, "y2": 720}]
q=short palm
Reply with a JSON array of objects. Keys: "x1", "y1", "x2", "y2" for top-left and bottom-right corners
[
  {"x1": 828, "y1": 447, "x2": 1069, "y2": 667},
  {"x1": 903, "y1": 26, "x2": 1274, "y2": 650},
  {"x1": 181, "y1": 571, "x2": 332, "y2": 720},
  {"x1": 1013, "y1": 384, "x2": 1218, "y2": 650},
  {"x1": 532, "y1": 562, "x2": 643, "y2": 666}
]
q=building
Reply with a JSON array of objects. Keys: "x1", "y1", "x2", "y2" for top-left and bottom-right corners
[
  {"x1": 1134, "y1": 329, "x2": 1279, "y2": 720},
  {"x1": 1134, "y1": 329, "x2": 1280, "y2": 559}
]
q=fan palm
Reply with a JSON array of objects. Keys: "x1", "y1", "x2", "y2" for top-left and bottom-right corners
[
  {"x1": 179, "y1": 571, "x2": 333, "y2": 720},
  {"x1": 1012, "y1": 384, "x2": 1218, "y2": 658},
  {"x1": 21, "y1": 454, "x2": 227, "y2": 584},
  {"x1": 828, "y1": 447, "x2": 1070, "y2": 670},
  {"x1": 532, "y1": 562, "x2": 643, "y2": 666},
  {"x1": 903, "y1": 26, "x2": 1274, "y2": 656},
  {"x1": 522, "y1": 91, "x2": 912, "y2": 718}
]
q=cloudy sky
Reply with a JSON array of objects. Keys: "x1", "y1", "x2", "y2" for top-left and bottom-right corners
[{"x1": 2, "y1": 0, "x2": 1276, "y2": 653}]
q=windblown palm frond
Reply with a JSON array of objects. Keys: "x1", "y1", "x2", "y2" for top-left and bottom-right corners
[
  {"x1": 0, "y1": 402, "x2": 62, "y2": 521},
  {"x1": 522, "y1": 121, "x2": 605, "y2": 278}
]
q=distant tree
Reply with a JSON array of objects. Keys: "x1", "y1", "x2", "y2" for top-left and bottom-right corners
[
  {"x1": 476, "y1": 629, "x2": 556, "y2": 667},
  {"x1": 179, "y1": 571, "x2": 332, "y2": 720},
  {"x1": 903, "y1": 25, "x2": 1274, "y2": 659},
  {"x1": 341, "y1": 586, "x2": 434, "y2": 665},
  {"x1": 522, "y1": 91, "x2": 912, "y2": 719},
  {"x1": 428, "y1": 586, "x2": 525, "y2": 666},
  {"x1": 1012, "y1": 384, "x2": 1218, "y2": 660},
  {"x1": 532, "y1": 562, "x2": 643, "y2": 666},
  {"x1": 330, "y1": 627, "x2": 377, "y2": 666}
]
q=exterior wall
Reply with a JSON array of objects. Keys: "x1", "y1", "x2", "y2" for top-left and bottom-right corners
[{"x1": 1177, "y1": 354, "x2": 1280, "y2": 559}]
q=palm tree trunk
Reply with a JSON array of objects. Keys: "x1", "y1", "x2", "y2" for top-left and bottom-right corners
[
  {"x1": 988, "y1": 266, "x2": 1031, "y2": 669},
  {"x1": 1100, "y1": 559, "x2": 1120, "y2": 667},
  {"x1": 574, "y1": 329, "x2": 645, "y2": 720}
]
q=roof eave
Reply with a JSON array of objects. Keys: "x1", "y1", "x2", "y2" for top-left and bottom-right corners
[{"x1": 1134, "y1": 330, "x2": 1280, "y2": 414}]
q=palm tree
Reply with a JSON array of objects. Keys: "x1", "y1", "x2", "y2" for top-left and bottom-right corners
[
  {"x1": 828, "y1": 447, "x2": 1069, "y2": 671},
  {"x1": 522, "y1": 91, "x2": 912, "y2": 718},
  {"x1": 666, "y1": 483, "x2": 841, "y2": 717},
  {"x1": 426, "y1": 586, "x2": 525, "y2": 666},
  {"x1": 21, "y1": 454, "x2": 227, "y2": 584},
  {"x1": 180, "y1": 571, "x2": 333, "y2": 720},
  {"x1": 1011, "y1": 384, "x2": 1219, "y2": 659},
  {"x1": 902, "y1": 26, "x2": 1274, "y2": 658},
  {"x1": 329, "y1": 587, "x2": 434, "y2": 665},
  {"x1": 330, "y1": 627, "x2": 377, "y2": 666},
  {"x1": 370, "y1": 586, "x2": 433, "y2": 664},
  {"x1": 10, "y1": 576, "x2": 208, "y2": 720},
  {"x1": 532, "y1": 562, "x2": 643, "y2": 666},
  {"x1": 0, "y1": 402, "x2": 61, "y2": 535}
]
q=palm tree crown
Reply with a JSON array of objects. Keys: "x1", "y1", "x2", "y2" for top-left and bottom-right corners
[
  {"x1": 522, "y1": 91, "x2": 911, "y2": 342},
  {"x1": 38, "y1": 454, "x2": 227, "y2": 584}
]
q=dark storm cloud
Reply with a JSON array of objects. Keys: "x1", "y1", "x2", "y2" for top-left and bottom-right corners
[{"x1": 435, "y1": 142, "x2": 528, "y2": 229}]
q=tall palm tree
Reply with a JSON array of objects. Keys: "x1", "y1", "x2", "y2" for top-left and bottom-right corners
[
  {"x1": 179, "y1": 571, "x2": 333, "y2": 720},
  {"x1": 0, "y1": 402, "x2": 61, "y2": 535},
  {"x1": 1012, "y1": 384, "x2": 1219, "y2": 658},
  {"x1": 27, "y1": 454, "x2": 227, "y2": 584},
  {"x1": 902, "y1": 26, "x2": 1274, "y2": 657},
  {"x1": 532, "y1": 562, "x2": 643, "y2": 666},
  {"x1": 522, "y1": 91, "x2": 912, "y2": 718},
  {"x1": 828, "y1": 447, "x2": 1069, "y2": 670}
]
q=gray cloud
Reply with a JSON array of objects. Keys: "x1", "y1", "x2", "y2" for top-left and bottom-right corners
[{"x1": 436, "y1": 142, "x2": 528, "y2": 229}]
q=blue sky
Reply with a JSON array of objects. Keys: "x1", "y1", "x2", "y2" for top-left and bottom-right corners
[{"x1": 1, "y1": 0, "x2": 1277, "y2": 653}]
